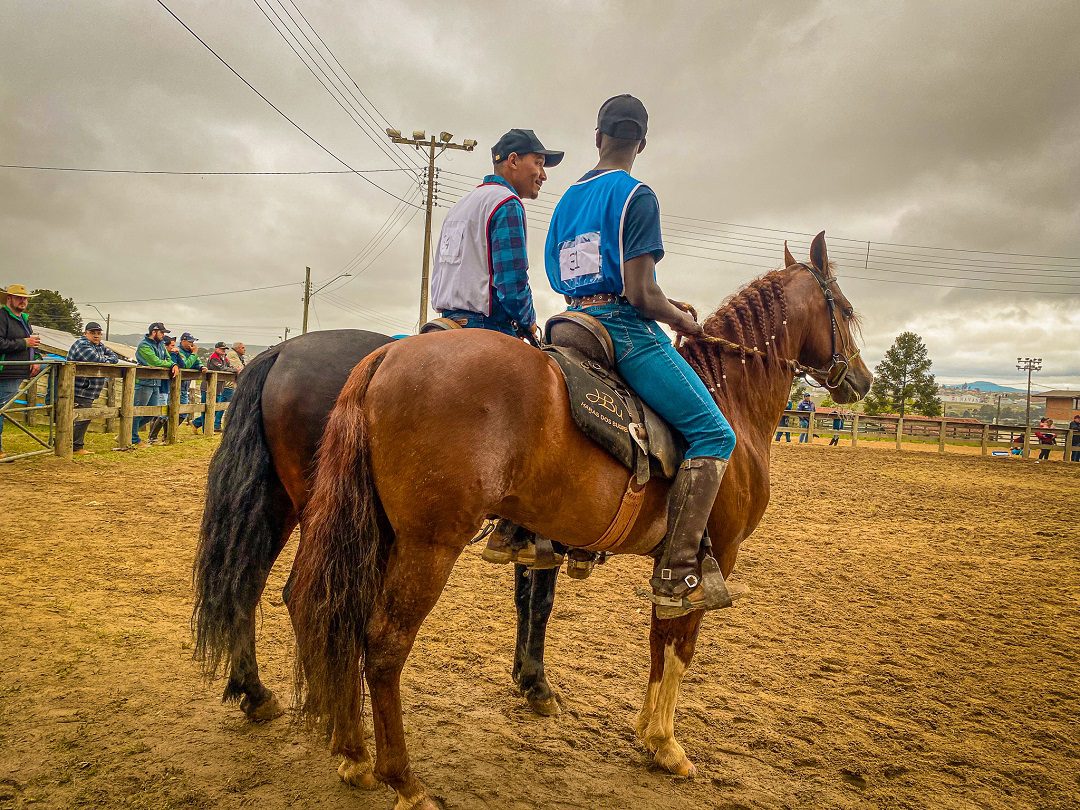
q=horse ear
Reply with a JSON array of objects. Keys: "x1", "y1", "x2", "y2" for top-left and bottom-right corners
[
  {"x1": 784, "y1": 241, "x2": 796, "y2": 268},
  {"x1": 810, "y1": 231, "x2": 829, "y2": 273}
]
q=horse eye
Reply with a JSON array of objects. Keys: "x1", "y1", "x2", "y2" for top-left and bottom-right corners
[{"x1": 842, "y1": 307, "x2": 854, "y2": 319}]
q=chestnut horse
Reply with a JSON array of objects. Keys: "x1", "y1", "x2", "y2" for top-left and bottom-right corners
[{"x1": 289, "y1": 233, "x2": 872, "y2": 809}]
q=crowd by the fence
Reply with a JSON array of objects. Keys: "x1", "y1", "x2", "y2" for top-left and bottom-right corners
[{"x1": 1, "y1": 283, "x2": 245, "y2": 459}]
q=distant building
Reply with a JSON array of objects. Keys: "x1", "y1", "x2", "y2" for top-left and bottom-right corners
[{"x1": 1032, "y1": 390, "x2": 1080, "y2": 421}]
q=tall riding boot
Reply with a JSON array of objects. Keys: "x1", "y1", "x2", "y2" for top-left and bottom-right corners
[{"x1": 650, "y1": 457, "x2": 749, "y2": 619}]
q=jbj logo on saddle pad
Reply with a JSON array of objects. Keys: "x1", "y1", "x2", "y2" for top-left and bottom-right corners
[{"x1": 586, "y1": 388, "x2": 624, "y2": 418}]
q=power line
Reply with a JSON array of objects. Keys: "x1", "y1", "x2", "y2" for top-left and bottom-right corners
[
  {"x1": 79, "y1": 282, "x2": 301, "y2": 305},
  {"x1": 0, "y1": 164, "x2": 408, "y2": 176},
  {"x1": 156, "y1": 0, "x2": 420, "y2": 208}
]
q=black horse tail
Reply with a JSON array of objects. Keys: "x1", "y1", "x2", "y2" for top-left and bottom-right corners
[
  {"x1": 290, "y1": 345, "x2": 391, "y2": 752},
  {"x1": 192, "y1": 344, "x2": 284, "y2": 690}
]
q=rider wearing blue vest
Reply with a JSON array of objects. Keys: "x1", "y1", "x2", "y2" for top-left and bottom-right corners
[{"x1": 544, "y1": 95, "x2": 744, "y2": 618}]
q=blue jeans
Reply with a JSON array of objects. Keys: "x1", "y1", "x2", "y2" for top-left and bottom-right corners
[
  {"x1": 440, "y1": 310, "x2": 517, "y2": 337},
  {"x1": 0, "y1": 377, "x2": 24, "y2": 453},
  {"x1": 216, "y1": 387, "x2": 234, "y2": 430},
  {"x1": 570, "y1": 303, "x2": 736, "y2": 459},
  {"x1": 798, "y1": 417, "x2": 810, "y2": 443},
  {"x1": 132, "y1": 386, "x2": 160, "y2": 443}
]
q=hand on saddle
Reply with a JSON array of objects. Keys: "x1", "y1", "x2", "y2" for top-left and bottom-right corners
[{"x1": 518, "y1": 323, "x2": 542, "y2": 348}]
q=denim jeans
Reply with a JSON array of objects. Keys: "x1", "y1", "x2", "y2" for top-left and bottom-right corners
[
  {"x1": 216, "y1": 387, "x2": 234, "y2": 430},
  {"x1": 798, "y1": 417, "x2": 811, "y2": 443},
  {"x1": 569, "y1": 303, "x2": 736, "y2": 460},
  {"x1": 0, "y1": 377, "x2": 24, "y2": 453},
  {"x1": 72, "y1": 393, "x2": 96, "y2": 450},
  {"x1": 440, "y1": 310, "x2": 517, "y2": 337},
  {"x1": 132, "y1": 385, "x2": 160, "y2": 444}
]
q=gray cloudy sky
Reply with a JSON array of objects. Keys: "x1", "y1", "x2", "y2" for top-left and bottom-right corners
[{"x1": 2, "y1": 0, "x2": 1078, "y2": 388}]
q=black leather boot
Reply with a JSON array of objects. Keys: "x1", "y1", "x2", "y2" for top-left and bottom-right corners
[{"x1": 650, "y1": 457, "x2": 748, "y2": 619}]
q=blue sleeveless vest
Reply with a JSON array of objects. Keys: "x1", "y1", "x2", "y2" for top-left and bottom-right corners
[{"x1": 544, "y1": 170, "x2": 644, "y2": 297}]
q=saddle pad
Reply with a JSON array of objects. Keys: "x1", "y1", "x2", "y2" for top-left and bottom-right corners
[{"x1": 544, "y1": 347, "x2": 682, "y2": 480}]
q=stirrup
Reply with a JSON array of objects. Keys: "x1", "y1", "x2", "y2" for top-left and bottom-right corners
[
  {"x1": 565, "y1": 549, "x2": 599, "y2": 580},
  {"x1": 651, "y1": 556, "x2": 749, "y2": 619},
  {"x1": 481, "y1": 529, "x2": 564, "y2": 570}
]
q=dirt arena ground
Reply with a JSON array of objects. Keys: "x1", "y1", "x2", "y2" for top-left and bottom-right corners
[{"x1": 1, "y1": 439, "x2": 1077, "y2": 809}]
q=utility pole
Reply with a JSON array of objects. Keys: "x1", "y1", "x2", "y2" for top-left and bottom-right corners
[
  {"x1": 302, "y1": 266, "x2": 311, "y2": 335},
  {"x1": 284, "y1": 326, "x2": 291, "y2": 342},
  {"x1": 995, "y1": 393, "x2": 1002, "y2": 424},
  {"x1": 105, "y1": 314, "x2": 111, "y2": 341},
  {"x1": 1016, "y1": 357, "x2": 1042, "y2": 427},
  {"x1": 386, "y1": 129, "x2": 477, "y2": 327}
]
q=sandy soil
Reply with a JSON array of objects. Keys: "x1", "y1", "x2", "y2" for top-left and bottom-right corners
[{"x1": 0, "y1": 439, "x2": 1077, "y2": 809}]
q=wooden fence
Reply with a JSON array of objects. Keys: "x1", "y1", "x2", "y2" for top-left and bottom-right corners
[
  {"x1": 0, "y1": 361, "x2": 236, "y2": 462},
  {"x1": 775, "y1": 410, "x2": 1077, "y2": 461}
]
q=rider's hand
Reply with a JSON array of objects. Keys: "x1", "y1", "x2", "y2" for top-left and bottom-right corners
[
  {"x1": 170, "y1": 364, "x2": 179, "y2": 378},
  {"x1": 672, "y1": 311, "x2": 704, "y2": 339},
  {"x1": 669, "y1": 299, "x2": 698, "y2": 321},
  {"x1": 25, "y1": 335, "x2": 41, "y2": 348}
]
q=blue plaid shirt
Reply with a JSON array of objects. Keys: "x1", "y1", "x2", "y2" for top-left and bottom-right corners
[
  {"x1": 483, "y1": 175, "x2": 536, "y2": 328},
  {"x1": 68, "y1": 336, "x2": 120, "y2": 400}
]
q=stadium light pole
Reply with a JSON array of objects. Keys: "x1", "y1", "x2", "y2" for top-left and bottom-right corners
[{"x1": 386, "y1": 128, "x2": 477, "y2": 328}]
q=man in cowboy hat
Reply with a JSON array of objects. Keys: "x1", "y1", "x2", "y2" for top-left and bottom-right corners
[{"x1": 0, "y1": 284, "x2": 42, "y2": 459}]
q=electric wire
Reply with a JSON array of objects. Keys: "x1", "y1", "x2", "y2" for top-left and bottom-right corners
[
  {"x1": 156, "y1": 0, "x2": 421, "y2": 208},
  {"x1": 79, "y1": 282, "x2": 302, "y2": 305}
]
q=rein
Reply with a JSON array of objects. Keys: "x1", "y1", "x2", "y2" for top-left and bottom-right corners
[{"x1": 679, "y1": 262, "x2": 860, "y2": 391}]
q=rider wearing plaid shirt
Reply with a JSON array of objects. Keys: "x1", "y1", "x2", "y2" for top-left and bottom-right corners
[{"x1": 431, "y1": 129, "x2": 563, "y2": 340}]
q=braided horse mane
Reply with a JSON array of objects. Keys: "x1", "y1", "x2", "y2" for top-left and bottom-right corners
[{"x1": 677, "y1": 260, "x2": 837, "y2": 397}]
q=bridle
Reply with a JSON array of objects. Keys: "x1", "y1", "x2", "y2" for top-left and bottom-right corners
[{"x1": 681, "y1": 262, "x2": 861, "y2": 392}]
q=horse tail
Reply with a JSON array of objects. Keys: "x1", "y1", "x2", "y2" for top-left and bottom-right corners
[
  {"x1": 290, "y1": 345, "x2": 392, "y2": 747},
  {"x1": 192, "y1": 344, "x2": 284, "y2": 689}
]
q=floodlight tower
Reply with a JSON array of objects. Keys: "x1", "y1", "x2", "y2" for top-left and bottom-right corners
[{"x1": 386, "y1": 128, "x2": 478, "y2": 328}]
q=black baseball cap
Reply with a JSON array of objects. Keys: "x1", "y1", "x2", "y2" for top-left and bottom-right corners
[
  {"x1": 214, "y1": 341, "x2": 227, "y2": 349},
  {"x1": 491, "y1": 129, "x2": 563, "y2": 167},
  {"x1": 147, "y1": 322, "x2": 170, "y2": 333},
  {"x1": 598, "y1": 94, "x2": 648, "y2": 140},
  {"x1": 180, "y1": 332, "x2": 198, "y2": 343},
  {"x1": 84, "y1": 322, "x2": 103, "y2": 332}
]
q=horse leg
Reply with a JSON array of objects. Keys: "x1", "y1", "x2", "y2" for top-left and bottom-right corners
[
  {"x1": 635, "y1": 611, "x2": 704, "y2": 777},
  {"x1": 366, "y1": 538, "x2": 462, "y2": 810},
  {"x1": 333, "y1": 713, "x2": 378, "y2": 790},
  {"x1": 225, "y1": 506, "x2": 297, "y2": 722},
  {"x1": 512, "y1": 566, "x2": 561, "y2": 716}
]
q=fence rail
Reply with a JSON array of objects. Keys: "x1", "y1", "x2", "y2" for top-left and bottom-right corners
[
  {"x1": 775, "y1": 410, "x2": 1077, "y2": 462},
  {"x1": 0, "y1": 360, "x2": 236, "y2": 462}
]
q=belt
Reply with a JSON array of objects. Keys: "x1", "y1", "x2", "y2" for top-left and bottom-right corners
[{"x1": 565, "y1": 293, "x2": 627, "y2": 307}]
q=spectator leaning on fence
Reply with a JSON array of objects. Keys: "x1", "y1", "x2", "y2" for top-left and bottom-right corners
[
  {"x1": 775, "y1": 399, "x2": 792, "y2": 443},
  {"x1": 797, "y1": 393, "x2": 815, "y2": 444},
  {"x1": 0, "y1": 284, "x2": 42, "y2": 460},
  {"x1": 1035, "y1": 417, "x2": 1056, "y2": 461},
  {"x1": 132, "y1": 322, "x2": 177, "y2": 447},
  {"x1": 174, "y1": 332, "x2": 204, "y2": 426},
  {"x1": 1069, "y1": 414, "x2": 1080, "y2": 463},
  {"x1": 199, "y1": 341, "x2": 231, "y2": 432},
  {"x1": 148, "y1": 335, "x2": 179, "y2": 444},
  {"x1": 227, "y1": 341, "x2": 246, "y2": 374},
  {"x1": 68, "y1": 322, "x2": 120, "y2": 456},
  {"x1": 829, "y1": 410, "x2": 844, "y2": 446}
]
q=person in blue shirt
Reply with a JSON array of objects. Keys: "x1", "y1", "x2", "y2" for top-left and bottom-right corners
[
  {"x1": 430, "y1": 128, "x2": 563, "y2": 342},
  {"x1": 796, "y1": 394, "x2": 815, "y2": 444},
  {"x1": 543, "y1": 95, "x2": 743, "y2": 618}
]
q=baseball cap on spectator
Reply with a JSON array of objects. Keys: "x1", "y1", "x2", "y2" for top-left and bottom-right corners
[
  {"x1": 84, "y1": 322, "x2": 103, "y2": 332},
  {"x1": 491, "y1": 129, "x2": 564, "y2": 167},
  {"x1": 147, "y1": 322, "x2": 170, "y2": 333},
  {"x1": 180, "y1": 332, "x2": 198, "y2": 343},
  {"x1": 214, "y1": 341, "x2": 227, "y2": 349},
  {"x1": 597, "y1": 94, "x2": 648, "y2": 140}
]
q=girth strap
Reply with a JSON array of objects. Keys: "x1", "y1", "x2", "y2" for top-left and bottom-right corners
[{"x1": 582, "y1": 476, "x2": 646, "y2": 552}]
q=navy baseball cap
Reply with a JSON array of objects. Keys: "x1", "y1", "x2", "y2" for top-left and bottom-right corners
[
  {"x1": 147, "y1": 322, "x2": 170, "y2": 333},
  {"x1": 180, "y1": 332, "x2": 198, "y2": 343},
  {"x1": 491, "y1": 129, "x2": 563, "y2": 167},
  {"x1": 84, "y1": 322, "x2": 103, "y2": 332},
  {"x1": 598, "y1": 94, "x2": 648, "y2": 140}
]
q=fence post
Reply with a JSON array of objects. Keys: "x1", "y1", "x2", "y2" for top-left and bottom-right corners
[
  {"x1": 204, "y1": 373, "x2": 218, "y2": 435},
  {"x1": 895, "y1": 417, "x2": 903, "y2": 451},
  {"x1": 53, "y1": 363, "x2": 76, "y2": 460},
  {"x1": 104, "y1": 378, "x2": 118, "y2": 434},
  {"x1": 166, "y1": 371, "x2": 182, "y2": 445},
  {"x1": 118, "y1": 366, "x2": 136, "y2": 449},
  {"x1": 1022, "y1": 426, "x2": 1032, "y2": 459},
  {"x1": 981, "y1": 424, "x2": 989, "y2": 455},
  {"x1": 938, "y1": 419, "x2": 947, "y2": 455},
  {"x1": 1066, "y1": 430, "x2": 1076, "y2": 462},
  {"x1": 850, "y1": 413, "x2": 859, "y2": 447}
]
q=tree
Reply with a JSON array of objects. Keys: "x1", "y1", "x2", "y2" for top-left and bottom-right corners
[
  {"x1": 25, "y1": 289, "x2": 83, "y2": 335},
  {"x1": 863, "y1": 331, "x2": 941, "y2": 417}
]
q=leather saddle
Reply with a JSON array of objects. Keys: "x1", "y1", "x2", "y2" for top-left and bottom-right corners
[{"x1": 544, "y1": 311, "x2": 683, "y2": 484}]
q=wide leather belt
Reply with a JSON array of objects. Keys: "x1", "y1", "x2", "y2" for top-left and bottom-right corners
[{"x1": 566, "y1": 293, "x2": 627, "y2": 307}]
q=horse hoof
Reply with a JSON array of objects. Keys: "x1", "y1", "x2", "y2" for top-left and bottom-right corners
[
  {"x1": 527, "y1": 693, "x2": 561, "y2": 717},
  {"x1": 393, "y1": 792, "x2": 442, "y2": 810},
  {"x1": 655, "y1": 743, "x2": 697, "y2": 778},
  {"x1": 241, "y1": 692, "x2": 285, "y2": 722},
  {"x1": 338, "y1": 756, "x2": 379, "y2": 790}
]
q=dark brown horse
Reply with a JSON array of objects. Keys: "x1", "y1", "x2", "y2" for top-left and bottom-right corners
[
  {"x1": 192, "y1": 330, "x2": 563, "y2": 724},
  {"x1": 289, "y1": 233, "x2": 873, "y2": 809}
]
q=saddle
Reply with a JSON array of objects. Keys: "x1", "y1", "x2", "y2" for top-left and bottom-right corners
[{"x1": 544, "y1": 312, "x2": 683, "y2": 486}]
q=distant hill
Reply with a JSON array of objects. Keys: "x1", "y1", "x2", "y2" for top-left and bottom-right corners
[{"x1": 961, "y1": 381, "x2": 1025, "y2": 393}]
